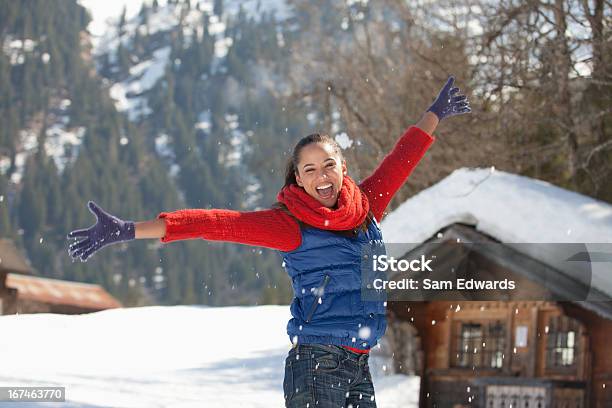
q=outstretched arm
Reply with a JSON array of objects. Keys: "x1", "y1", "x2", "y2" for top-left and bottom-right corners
[
  {"x1": 68, "y1": 202, "x2": 302, "y2": 261},
  {"x1": 155, "y1": 208, "x2": 301, "y2": 251},
  {"x1": 359, "y1": 76, "x2": 471, "y2": 222},
  {"x1": 135, "y1": 218, "x2": 166, "y2": 239},
  {"x1": 414, "y1": 111, "x2": 439, "y2": 136},
  {"x1": 358, "y1": 123, "x2": 436, "y2": 222}
]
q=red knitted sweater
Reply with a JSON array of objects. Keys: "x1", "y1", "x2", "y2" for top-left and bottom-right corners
[{"x1": 157, "y1": 126, "x2": 435, "y2": 353}]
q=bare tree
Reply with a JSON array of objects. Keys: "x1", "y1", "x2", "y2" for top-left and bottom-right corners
[
  {"x1": 284, "y1": 0, "x2": 505, "y2": 210},
  {"x1": 283, "y1": 0, "x2": 611, "y2": 202},
  {"x1": 473, "y1": 0, "x2": 612, "y2": 196}
]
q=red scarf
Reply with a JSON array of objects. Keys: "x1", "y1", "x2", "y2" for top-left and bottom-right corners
[{"x1": 276, "y1": 175, "x2": 370, "y2": 230}]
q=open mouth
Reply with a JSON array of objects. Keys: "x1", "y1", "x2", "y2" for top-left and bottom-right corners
[{"x1": 316, "y1": 183, "x2": 334, "y2": 200}]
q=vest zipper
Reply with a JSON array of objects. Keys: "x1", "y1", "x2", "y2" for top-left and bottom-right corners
[{"x1": 305, "y1": 274, "x2": 331, "y2": 323}]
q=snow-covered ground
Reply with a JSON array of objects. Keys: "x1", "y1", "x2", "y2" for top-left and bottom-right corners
[{"x1": 0, "y1": 305, "x2": 419, "y2": 408}]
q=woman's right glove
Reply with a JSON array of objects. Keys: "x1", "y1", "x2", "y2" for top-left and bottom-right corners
[{"x1": 67, "y1": 201, "x2": 135, "y2": 262}]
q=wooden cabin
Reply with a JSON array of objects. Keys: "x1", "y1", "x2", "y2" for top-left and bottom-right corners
[
  {"x1": 384, "y1": 224, "x2": 611, "y2": 408},
  {"x1": 377, "y1": 168, "x2": 612, "y2": 408},
  {"x1": 4, "y1": 273, "x2": 122, "y2": 314},
  {"x1": 0, "y1": 238, "x2": 122, "y2": 314},
  {"x1": 0, "y1": 238, "x2": 31, "y2": 314}
]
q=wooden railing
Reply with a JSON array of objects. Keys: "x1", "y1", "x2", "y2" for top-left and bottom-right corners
[
  {"x1": 485, "y1": 385, "x2": 548, "y2": 408},
  {"x1": 480, "y1": 379, "x2": 585, "y2": 408},
  {"x1": 426, "y1": 376, "x2": 587, "y2": 407}
]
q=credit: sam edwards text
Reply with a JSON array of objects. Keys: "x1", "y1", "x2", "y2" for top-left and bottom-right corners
[{"x1": 372, "y1": 278, "x2": 516, "y2": 290}]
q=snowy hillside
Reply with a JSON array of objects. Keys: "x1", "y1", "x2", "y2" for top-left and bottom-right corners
[
  {"x1": 0, "y1": 305, "x2": 419, "y2": 408},
  {"x1": 3, "y1": 0, "x2": 294, "y2": 190},
  {"x1": 84, "y1": 0, "x2": 292, "y2": 121},
  {"x1": 80, "y1": 0, "x2": 291, "y2": 43}
]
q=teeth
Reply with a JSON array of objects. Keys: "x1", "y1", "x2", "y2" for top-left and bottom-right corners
[{"x1": 316, "y1": 184, "x2": 333, "y2": 190}]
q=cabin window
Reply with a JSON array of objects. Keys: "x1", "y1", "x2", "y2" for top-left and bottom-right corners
[
  {"x1": 546, "y1": 315, "x2": 579, "y2": 370},
  {"x1": 452, "y1": 320, "x2": 505, "y2": 369}
]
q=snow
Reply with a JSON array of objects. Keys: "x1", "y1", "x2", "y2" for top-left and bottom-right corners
[
  {"x1": 335, "y1": 132, "x2": 354, "y2": 149},
  {"x1": 5, "y1": 129, "x2": 37, "y2": 184},
  {"x1": 2, "y1": 37, "x2": 37, "y2": 65},
  {"x1": 154, "y1": 133, "x2": 174, "y2": 159},
  {"x1": 169, "y1": 163, "x2": 181, "y2": 178},
  {"x1": 207, "y1": 14, "x2": 226, "y2": 35},
  {"x1": 146, "y1": 3, "x2": 190, "y2": 34},
  {"x1": 78, "y1": 0, "x2": 148, "y2": 40},
  {"x1": 85, "y1": 0, "x2": 293, "y2": 54},
  {"x1": 381, "y1": 167, "x2": 612, "y2": 298},
  {"x1": 129, "y1": 47, "x2": 171, "y2": 92},
  {"x1": 3, "y1": 96, "x2": 87, "y2": 181},
  {"x1": 214, "y1": 36, "x2": 233, "y2": 58},
  {"x1": 194, "y1": 110, "x2": 211, "y2": 132},
  {"x1": 108, "y1": 46, "x2": 170, "y2": 121},
  {"x1": 80, "y1": 0, "x2": 295, "y2": 122},
  {"x1": 382, "y1": 167, "x2": 612, "y2": 245},
  {"x1": 154, "y1": 133, "x2": 181, "y2": 179},
  {"x1": 243, "y1": 176, "x2": 263, "y2": 209},
  {"x1": 221, "y1": 113, "x2": 253, "y2": 167},
  {"x1": 0, "y1": 305, "x2": 419, "y2": 408},
  {"x1": 223, "y1": 0, "x2": 293, "y2": 21},
  {"x1": 44, "y1": 125, "x2": 87, "y2": 173},
  {"x1": 306, "y1": 111, "x2": 318, "y2": 126}
]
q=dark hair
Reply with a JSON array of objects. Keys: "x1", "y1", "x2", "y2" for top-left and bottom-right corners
[{"x1": 272, "y1": 133, "x2": 373, "y2": 236}]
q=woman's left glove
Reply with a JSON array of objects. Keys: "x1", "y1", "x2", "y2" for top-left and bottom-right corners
[
  {"x1": 67, "y1": 201, "x2": 135, "y2": 262},
  {"x1": 427, "y1": 75, "x2": 471, "y2": 120}
]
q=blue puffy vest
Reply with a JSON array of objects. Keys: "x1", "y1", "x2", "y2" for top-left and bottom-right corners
[{"x1": 278, "y1": 217, "x2": 387, "y2": 350}]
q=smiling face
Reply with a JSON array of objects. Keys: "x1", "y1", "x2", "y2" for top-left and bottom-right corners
[{"x1": 295, "y1": 142, "x2": 347, "y2": 208}]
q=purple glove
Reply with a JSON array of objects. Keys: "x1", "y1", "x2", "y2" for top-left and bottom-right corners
[
  {"x1": 427, "y1": 76, "x2": 471, "y2": 120},
  {"x1": 67, "y1": 201, "x2": 135, "y2": 262}
]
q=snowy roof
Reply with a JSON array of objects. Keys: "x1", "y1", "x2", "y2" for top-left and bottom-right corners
[
  {"x1": 381, "y1": 167, "x2": 612, "y2": 244},
  {"x1": 381, "y1": 167, "x2": 612, "y2": 307},
  {"x1": 6, "y1": 273, "x2": 122, "y2": 311}
]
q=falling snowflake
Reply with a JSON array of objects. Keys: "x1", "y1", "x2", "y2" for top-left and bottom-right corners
[{"x1": 358, "y1": 326, "x2": 371, "y2": 339}]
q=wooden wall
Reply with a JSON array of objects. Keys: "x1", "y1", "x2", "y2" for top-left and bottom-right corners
[
  {"x1": 0, "y1": 270, "x2": 12, "y2": 314},
  {"x1": 12, "y1": 299, "x2": 100, "y2": 315},
  {"x1": 388, "y1": 300, "x2": 611, "y2": 407},
  {"x1": 561, "y1": 302, "x2": 612, "y2": 407}
]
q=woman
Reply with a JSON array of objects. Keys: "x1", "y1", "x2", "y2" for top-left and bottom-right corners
[{"x1": 68, "y1": 76, "x2": 470, "y2": 407}]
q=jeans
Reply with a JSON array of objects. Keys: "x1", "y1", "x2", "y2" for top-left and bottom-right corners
[{"x1": 283, "y1": 343, "x2": 377, "y2": 408}]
